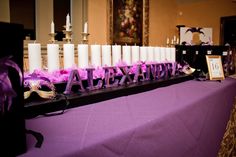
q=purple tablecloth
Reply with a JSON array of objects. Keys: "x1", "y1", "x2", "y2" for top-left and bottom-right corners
[{"x1": 20, "y1": 78, "x2": 236, "y2": 157}]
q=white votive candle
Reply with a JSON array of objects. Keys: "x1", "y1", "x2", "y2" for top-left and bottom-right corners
[
  {"x1": 140, "y1": 46, "x2": 147, "y2": 62},
  {"x1": 147, "y1": 46, "x2": 154, "y2": 62},
  {"x1": 47, "y1": 44, "x2": 59, "y2": 72},
  {"x1": 131, "y1": 45, "x2": 139, "y2": 64},
  {"x1": 122, "y1": 45, "x2": 131, "y2": 65},
  {"x1": 63, "y1": 44, "x2": 74, "y2": 69},
  {"x1": 78, "y1": 44, "x2": 89, "y2": 68},
  {"x1": 102, "y1": 45, "x2": 111, "y2": 66},
  {"x1": 154, "y1": 47, "x2": 161, "y2": 62},
  {"x1": 28, "y1": 43, "x2": 42, "y2": 73},
  {"x1": 91, "y1": 44, "x2": 101, "y2": 67},
  {"x1": 112, "y1": 45, "x2": 121, "y2": 66}
]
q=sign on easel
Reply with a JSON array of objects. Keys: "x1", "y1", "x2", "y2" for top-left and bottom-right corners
[{"x1": 206, "y1": 55, "x2": 225, "y2": 80}]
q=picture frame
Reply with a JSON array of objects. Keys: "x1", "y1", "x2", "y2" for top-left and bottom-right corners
[
  {"x1": 108, "y1": 0, "x2": 149, "y2": 46},
  {"x1": 206, "y1": 55, "x2": 225, "y2": 80}
]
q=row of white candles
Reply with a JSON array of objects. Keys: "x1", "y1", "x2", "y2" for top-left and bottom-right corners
[{"x1": 28, "y1": 43, "x2": 176, "y2": 73}]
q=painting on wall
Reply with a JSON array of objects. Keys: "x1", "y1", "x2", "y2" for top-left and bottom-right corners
[
  {"x1": 180, "y1": 27, "x2": 213, "y2": 45},
  {"x1": 108, "y1": 0, "x2": 149, "y2": 46}
]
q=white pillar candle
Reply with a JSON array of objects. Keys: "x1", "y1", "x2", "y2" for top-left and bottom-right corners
[
  {"x1": 112, "y1": 45, "x2": 121, "y2": 66},
  {"x1": 84, "y1": 22, "x2": 88, "y2": 33},
  {"x1": 160, "y1": 47, "x2": 166, "y2": 62},
  {"x1": 154, "y1": 47, "x2": 161, "y2": 62},
  {"x1": 102, "y1": 45, "x2": 111, "y2": 66},
  {"x1": 131, "y1": 45, "x2": 139, "y2": 64},
  {"x1": 140, "y1": 46, "x2": 147, "y2": 62},
  {"x1": 47, "y1": 44, "x2": 59, "y2": 72},
  {"x1": 165, "y1": 47, "x2": 171, "y2": 62},
  {"x1": 51, "y1": 21, "x2": 55, "y2": 34},
  {"x1": 78, "y1": 44, "x2": 89, "y2": 68},
  {"x1": 28, "y1": 43, "x2": 42, "y2": 73},
  {"x1": 170, "y1": 47, "x2": 176, "y2": 62},
  {"x1": 91, "y1": 44, "x2": 101, "y2": 67},
  {"x1": 122, "y1": 45, "x2": 131, "y2": 65},
  {"x1": 147, "y1": 46, "x2": 154, "y2": 62},
  {"x1": 63, "y1": 44, "x2": 74, "y2": 69}
]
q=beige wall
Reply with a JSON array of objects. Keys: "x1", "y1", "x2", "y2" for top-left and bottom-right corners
[
  {"x1": 35, "y1": 0, "x2": 53, "y2": 44},
  {"x1": 149, "y1": 0, "x2": 178, "y2": 46},
  {"x1": 72, "y1": 0, "x2": 83, "y2": 44},
  {"x1": 88, "y1": 0, "x2": 108, "y2": 45},
  {"x1": 0, "y1": 0, "x2": 10, "y2": 22},
  {"x1": 177, "y1": 0, "x2": 236, "y2": 45}
]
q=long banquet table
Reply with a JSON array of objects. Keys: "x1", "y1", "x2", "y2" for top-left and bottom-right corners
[{"x1": 20, "y1": 78, "x2": 236, "y2": 157}]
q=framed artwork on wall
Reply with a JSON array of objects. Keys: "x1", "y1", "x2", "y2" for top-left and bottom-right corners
[
  {"x1": 180, "y1": 27, "x2": 213, "y2": 45},
  {"x1": 108, "y1": 0, "x2": 149, "y2": 46},
  {"x1": 206, "y1": 55, "x2": 225, "y2": 80}
]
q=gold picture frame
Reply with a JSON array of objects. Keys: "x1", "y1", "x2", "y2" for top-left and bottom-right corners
[
  {"x1": 108, "y1": 0, "x2": 149, "y2": 46},
  {"x1": 206, "y1": 55, "x2": 225, "y2": 80}
]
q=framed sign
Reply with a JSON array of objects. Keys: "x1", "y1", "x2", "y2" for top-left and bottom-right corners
[
  {"x1": 206, "y1": 55, "x2": 225, "y2": 80},
  {"x1": 108, "y1": 0, "x2": 149, "y2": 46}
]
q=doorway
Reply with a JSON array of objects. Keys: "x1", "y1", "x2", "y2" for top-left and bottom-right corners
[
  {"x1": 220, "y1": 16, "x2": 236, "y2": 46},
  {"x1": 220, "y1": 16, "x2": 236, "y2": 74}
]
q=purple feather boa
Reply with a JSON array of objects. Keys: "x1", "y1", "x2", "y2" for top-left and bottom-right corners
[{"x1": 0, "y1": 57, "x2": 22, "y2": 114}]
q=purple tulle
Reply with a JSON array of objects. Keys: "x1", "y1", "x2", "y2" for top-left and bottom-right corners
[{"x1": 24, "y1": 61, "x2": 178, "y2": 84}]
